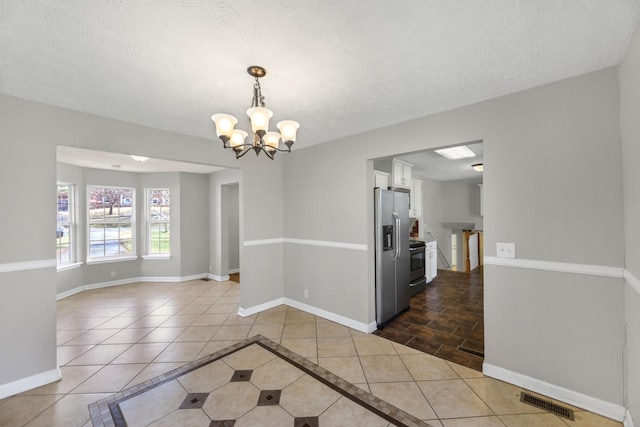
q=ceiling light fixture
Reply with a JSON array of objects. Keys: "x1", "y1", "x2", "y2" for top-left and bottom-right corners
[
  {"x1": 212, "y1": 66, "x2": 300, "y2": 160},
  {"x1": 471, "y1": 163, "x2": 484, "y2": 171},
  {"x1": 434, "y1": 146, "x2": 476, "y2": 160},
  {"x1": 130, "y1": 155, "x2": 150, "y2": 162}
]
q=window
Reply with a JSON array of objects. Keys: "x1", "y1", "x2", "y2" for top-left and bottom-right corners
[
  {"x1": 56, "y1": 184, "x2": 74, "y2": 264},
  {"x1": 88, "y1": 186, "x2": 135, "y2": 259},
  {"x1": 146, "y1": 188, "x2": 170, "y2": 256}
]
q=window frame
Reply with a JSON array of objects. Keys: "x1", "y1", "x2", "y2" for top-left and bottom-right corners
[
  {"x1": 86, "y1": 185, "x2": 136, "y2": 263},
  {"x1": 144, "y1": 188, "x2": 171, "y2": 258},
  {"x1": 56, "y1": 183, "x2": 75, "y2": 266}
]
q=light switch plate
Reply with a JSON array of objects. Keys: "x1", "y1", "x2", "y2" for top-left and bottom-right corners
[{"x1": 497, "y1": 242, "x2": 516, "y2": 259}]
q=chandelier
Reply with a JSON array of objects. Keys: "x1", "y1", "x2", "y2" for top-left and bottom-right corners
[{"x1": 212, "y1": 66, "x2": 300, "y2": 160}]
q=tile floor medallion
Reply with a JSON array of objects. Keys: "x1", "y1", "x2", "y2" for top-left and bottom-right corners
[{"x1": 89, "y1": 335, "x2": 432, "y2": 427}]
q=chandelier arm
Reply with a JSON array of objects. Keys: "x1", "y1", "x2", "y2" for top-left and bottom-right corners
[
  {"x1": 234, "y1": 147, "x2": 253, "y2": 159},
  {"x1": 262, "y1": 147, "x2": 276, "y2": 160}
]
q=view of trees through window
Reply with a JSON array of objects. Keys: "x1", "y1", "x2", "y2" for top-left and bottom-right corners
[
  {"x1": 88, "y1": 186, "x2": 134, "y2": 258},
  {"x1": 57, "y1": 184, "x2": 73, "y2": 264},
  {"x1": 147, "y1": 189, "x2": 170, "y2": 255}
]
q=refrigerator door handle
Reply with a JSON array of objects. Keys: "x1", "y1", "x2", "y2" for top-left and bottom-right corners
[{"x1": 392, "y1": 212, "x2": 400, "y2": 260}]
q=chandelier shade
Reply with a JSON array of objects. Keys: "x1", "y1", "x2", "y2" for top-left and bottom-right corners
[{"x1": 212, "y1": 66, "x2": 299, "y2": 160}]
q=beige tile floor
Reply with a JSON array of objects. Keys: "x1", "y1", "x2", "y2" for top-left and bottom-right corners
[{"x1": 0, "y1": 279, "x2": 623, "y2": 427}]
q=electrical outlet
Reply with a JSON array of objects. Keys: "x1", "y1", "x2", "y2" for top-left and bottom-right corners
[
  {"x1": 110, "y1": 271, "x2": 117, "y2": 278},
  {"x1": 496, "y1": 242, "x2": 516, "y2": 259},
  {"x1": 304, "y1": 289, "x2": 309, "y2": 298}
]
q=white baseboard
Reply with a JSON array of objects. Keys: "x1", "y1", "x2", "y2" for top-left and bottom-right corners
[
  {"x1": 57, "y1": 274, "x2": 212, "y2": 300},
  {"x1": 84, "y1": 277, "x2": 139, "y2": 291},
  {"x1": 229, "y1": 268, "x2": 240, "y2": 274},
  {"x1": 283, "y1": 298, "x2": 372, "y2": 333},
  {"x1": 236, "y1": 297, "x2": 373, "y2": 334},
  {"x1": 0, "y1": 367, "x2": 61, "y2": 400},
  {"x1": 483, "y1": 362, "x2": 626, "y2": 422},
  {"x1": 138, "y1": 276, "x2": 182, "y2": 283},
  {"x1": 624, "y1": 410, "x2": 636, "y2": 427},
  {"x1": 208, "y1": 274, "x2": 230, "y2": 282},
  {"x1": 238, "y1": 298, "x2": 285, "y2": 317}
]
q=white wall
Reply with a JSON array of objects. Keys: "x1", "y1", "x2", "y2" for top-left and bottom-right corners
[
  {"x1": 618, "y1": 21, "x2": 640, "y2": 426},
  {"x1": 283, "y1": 67, "x2": 626, "y2": 417}
]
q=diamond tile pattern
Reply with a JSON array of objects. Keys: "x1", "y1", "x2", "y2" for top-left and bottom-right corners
[
  {"x1": 230, "y1": 370, "x2": 253, "y2": 382},
  {"x1": 179, "y1": 392, "x2": 209, "y2": 409},
  {"x1": 257, "y1": 390, "x2": 281, "y2": 406},
  {"x1": 0, "y1": 278, "x2": 621, "y2": 427}
]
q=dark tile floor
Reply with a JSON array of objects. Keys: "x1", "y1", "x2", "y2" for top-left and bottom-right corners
[{"x1": 374, "y1": 267, "x2": 484, "y2": 371}]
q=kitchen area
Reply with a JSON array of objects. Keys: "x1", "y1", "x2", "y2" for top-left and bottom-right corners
[{"x1": 372, "y1": 144, "x2": 485, "y2": 370}]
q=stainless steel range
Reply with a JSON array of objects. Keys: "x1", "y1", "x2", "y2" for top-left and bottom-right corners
[{"x1": 409, "y1": 239, "x2": 427, "y2": 296}]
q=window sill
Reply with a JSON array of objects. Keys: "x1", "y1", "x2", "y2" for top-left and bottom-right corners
[
  {"x1": 57, "y1": 262, "x2": 83, "y2": 272},
  {"x1": 86, "y1": 256, "x2": 138, "y2": 265},
  {"x1": 141, "y1": 255, "x2": 171, "y2": 260}
]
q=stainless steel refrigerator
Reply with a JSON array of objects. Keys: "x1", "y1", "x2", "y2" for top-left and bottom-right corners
[{"x1": 374, "y1": 188, "x2": 411, "y2": 328}]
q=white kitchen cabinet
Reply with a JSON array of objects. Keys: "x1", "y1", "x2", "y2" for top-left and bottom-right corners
[
  {"x1": 392, "y1": 159, "x2": 413, "y2": 188},
  {"x1": 373, "y1": 170, "x2": 389, "y2": 189},
  {"x1": 425, "y1": 240, "x2": 438, "y2": 282},
  {"x1": 410, "y1": 179, "x2": 422, "y2": 218}
]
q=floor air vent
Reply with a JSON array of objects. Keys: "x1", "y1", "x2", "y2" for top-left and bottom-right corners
[{"x1": 520, "y1": 392, "x2": 574, "y2": 420}]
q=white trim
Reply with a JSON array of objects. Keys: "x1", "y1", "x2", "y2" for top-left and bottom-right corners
[
  {"x1": 56, "y1": 274, "x2": 212, "y2": 300},
  {"x1": 484, "y1": 256, "x2": 624, "y2": 278},
  {"x1": 624, "y1": 270, "x2": 640, "y2": 295},
  {"x1": 0, "y1": 259, "x2": 56, "y2": 273},
  {"x1": 138, "y1": 276, "x2": 182, "y2": 283},
  {"x1": 238, "y1": 298, "x2": 285, "y2": 317},
  {"x1": 0, "y1": 367, "x2": 61, "y2": 400},
  {"x1": 243, "y1": 237, "x2": 367, "y2": 251},
  {"x1": 141, "y1": 255, "x2": 171, "y2": 260},
  {"x1": 244, "y1": 238, "x2": 284, "y2": 247},
  {"x1": 56, "y1": 287, "x2": 84, "y2": 300},
  {"x1": 483, "y1": 362, "x2": 626, "y2": 422},
  {"x1": 283, "y1": 298, "x2": 372, "y2": 333},
  {"x1": 624, "y1": 410, "x2": 635, "y2": 427},
  {"x1": 56, "y1": 262, "x2": 83, "y2": 272},
  {"x1": 180, "y1": 273, "x2": 209, "y2": 282},
  {"x1": 229, "y1": 268, "x2": 240, "y2": 274},
  {"x1": 236, "y1": 297, "x2": 373, "y2": 333},
  {"x1": 84, "y1": 277, "x2": 139, "y2": 291},
  {"x1": 85, "y1": 255, "x2": 138, "y2": 265},
  {"x1": 209, "y1": 274, "x2": 230, "y2": 282},
  {"x1": 284, "y1": 238, "x2": 368, "y2": 252}
]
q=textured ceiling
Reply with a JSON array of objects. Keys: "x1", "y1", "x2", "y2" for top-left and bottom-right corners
[{"x1": 1, "y1": 1, "x2": 639, "y2": 152}]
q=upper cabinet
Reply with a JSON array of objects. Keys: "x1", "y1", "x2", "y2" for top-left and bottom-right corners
[
  {"x1": 392, "y1": 159, "x2": 413, "y2": 188},
  {"x1": 411, "y1": 179, "x2": 422, "y2": 218},
  {"x1": 373, "y1": 170, "x2": 390, "y2": 189}
]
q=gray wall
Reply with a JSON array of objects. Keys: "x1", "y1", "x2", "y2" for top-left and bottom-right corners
[
  {"x1": 179, "y1": 173, "x2": 210, "y2": 277},
  {"x1": 283, "y1": 68, "x2": 626, "y2": 407},
  {"x1": 440, "y1": 178, "x2": 483, "y2": 230},
  {"x1": 226, "y1": 183, "x2": 240, "y2": 272},
  {"x1": 0, "y1": 93, "x2": 284, "y2": 389},
  {"x1": 619, "y1": 22, "x2": 640, "y2": 424},
  {"x1": 419, "y1": 176, "x2": 483, "y2": 269}
]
